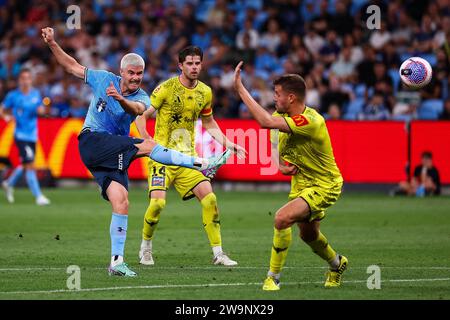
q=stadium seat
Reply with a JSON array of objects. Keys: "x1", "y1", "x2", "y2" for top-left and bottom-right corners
[{"x1": 418, "y1": 99, "x2": 444, "y2": 120}]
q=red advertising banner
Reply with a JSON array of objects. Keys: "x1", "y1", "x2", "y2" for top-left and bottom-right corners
[
  {"x1": 410, "y1": 121, "x2": 450, "y2": 184},
  {"x1": 1, "y1": 119, "x2": 447, "y2": 183}
]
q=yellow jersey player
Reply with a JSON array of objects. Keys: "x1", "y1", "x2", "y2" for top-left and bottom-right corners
[
  {"x1": 135, "y1": 46, "x2": 246, "y2": 266},
  {"x1": 234, "y1": 61, "x2": 348, "y2": 290}
]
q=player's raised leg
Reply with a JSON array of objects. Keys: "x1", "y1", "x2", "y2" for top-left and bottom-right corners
[
  {"x1": 134, "y1": 139, "x2": 231, "y2": 172},
  {"x1": 106, "y1": 181, "x2": 136, "y2": 277},
  {"x1": 263, "y1": 198, "x2": 310, "y2": 291},
  {"x1": 299, "y1": 220, "x2": 348, "y2": 287},
  {"x1": 139, "y1": 190, "x2": 166, "y2": 265}
]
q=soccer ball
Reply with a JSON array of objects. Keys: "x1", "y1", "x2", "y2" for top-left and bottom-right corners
[{"x1": 399, "y1": 57, "x2": 432, "y2": 89}]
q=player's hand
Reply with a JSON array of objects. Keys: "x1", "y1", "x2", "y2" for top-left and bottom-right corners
[
  {"x1": 41, "y1": 27, "x2": 55, "y2": 44},
  {"x1": 234, "y1": 61, "x2": 244, "y2": 88},
  {"x1": 106, "y1": 82, "x2": 124, "y2": 101},
  {"x1": 228, "y1": 143, "x2": 247, "y2": 159},
  {"x1": 279, "y1": 163, "x2": 298, "y2": 175},
  {"x1": 2, "y1": 114, "x2": 12, "y2": 123}
]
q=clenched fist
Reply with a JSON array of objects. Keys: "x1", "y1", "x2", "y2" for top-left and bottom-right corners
[{"x1": 41, "y1": 27, "x2": 55, "y2": 44}]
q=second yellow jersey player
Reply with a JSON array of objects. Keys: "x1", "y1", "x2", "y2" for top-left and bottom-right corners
[
  {"x1": 234, "y1": 61, "x2": 348, "y2": 290},
  {"x1": 135, "y1": 46, "x2": 246, "y2": 267},
  {"x1": 271, "y1": 107, "x2": 343, "y2": 222},
  {"x1": 149, "y1": 76, "x2": 213, "y2": 200}
]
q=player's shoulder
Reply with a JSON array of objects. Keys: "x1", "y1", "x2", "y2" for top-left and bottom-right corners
[
  {"x1": 153, "y1": 77, "x2": 176, "y2": 94},
  {"x1": 136, "y1": 87, "x2": 150, "y2": 98},
  {"x1": 303, "y1": 106, "x2": 324, "y2": 124},
  {"x1": 196, "y1": 80, "x2": 212, "y2": 93},
  {"x1": 87, "y1": 68, "x2": 116, "y2": 80},
  {"x1": 8, "y1": 88, "x2": 20, "y2": 96}
]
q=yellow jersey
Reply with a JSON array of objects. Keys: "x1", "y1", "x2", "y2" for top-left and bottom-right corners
[
  {"x1": 271, "y1": 107, "x2": 343, "y2": 189},
  {"x1": 150, "y1": 76, "x2": 213, "y2": 156}
]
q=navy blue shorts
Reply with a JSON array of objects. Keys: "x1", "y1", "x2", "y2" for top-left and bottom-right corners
[
  {"x1": 77, "y1": 130, "x2": 144, "y2": 201},
  {"x1": 15, "y1": 139, "x2": 36, "y2": 164}
]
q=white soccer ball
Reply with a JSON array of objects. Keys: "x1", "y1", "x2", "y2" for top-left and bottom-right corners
[{"x1": 399, "y1": 57, "x2": 432, "y2": 89}]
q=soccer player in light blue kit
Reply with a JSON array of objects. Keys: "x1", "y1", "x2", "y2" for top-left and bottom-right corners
[
  {"x1": 41, "y1": 27, "x2": 230, "y2": 277},
  {"x1": 1, "y1": 68, "x2": 51, "y2": 206}
]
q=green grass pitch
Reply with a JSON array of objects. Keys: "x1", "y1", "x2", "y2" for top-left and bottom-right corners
[{"x1": 0, "y1": 186, "x2": 449, "y2": 300}]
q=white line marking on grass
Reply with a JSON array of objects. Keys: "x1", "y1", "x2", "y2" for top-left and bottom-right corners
[
  {"x1": 0, "y1": 278, "x2": 449, "y2": 295},
  {"x1": 1, "y1": 266, "x2": 450, "y2": 272}
]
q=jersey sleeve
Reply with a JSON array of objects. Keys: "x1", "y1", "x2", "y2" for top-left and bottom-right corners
[
  {"x1": 135, "y1": 90, "x2": 151, "y2": 110},
  {"x1": 200, "y1": 87, "x2": 213, "y2": 117},
  {"x1": 2, "y1": 92, "x2": 14, "y2": 109},
  {"x1": 150, "y1": 83, "x2": 168, "y2": 110},
  {"x1": 284, "y1": 113, "x2": 318, "y2": 136},
  {"x1": 84, "y1": 69, "x2": 111, "y2": 89}
]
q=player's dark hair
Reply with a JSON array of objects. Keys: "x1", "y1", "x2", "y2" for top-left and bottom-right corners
[
  {"x1": 179, "y1": 46, "x2": 203, "y2": 63},
  {"x1": 273, "y1": 74, "x2": 306, "y2": 101},
  {"x1": 18, "y1": 68, "x2": 31, "y2": 76},
  {"x1": 422, "y1": 151, "x2": 432, "y2": 159}
]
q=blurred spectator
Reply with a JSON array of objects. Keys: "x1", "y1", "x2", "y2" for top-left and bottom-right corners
[
  {"x1": 259, "y1": 18, "x2": 282, "y2": 53},
  {"x1": 320, "y1": 74, "x2": 350, "y2": 114},
  {"x1": 369, "y1": 20, "x2": 391, "y2": 51},
  {"x1": 439, "y1": 99, "x2": 450, "y2": 120},
  {"x1": 324, "y1": 103, "x2": 342, "y2": 120},
  {"x1": 330, "y1": 47, "x2": 356, "y2": 81},
  {"x1": 392, "y1": 151, "x2": 441, "y2": 196},
  {"x1": 359, "y1": 92, "x2": 391, "y2": 120},
  {"x1": 236, "y1": 18, "x2": 259, "y2": 49}
]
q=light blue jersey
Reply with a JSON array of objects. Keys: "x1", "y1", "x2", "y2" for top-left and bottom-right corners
[
  {"x1": 2, "y1": 88, "x2": 42, "y2": 142},
  {"x1": 83, "y1": 69, "x2": 150, "y2": 136}
]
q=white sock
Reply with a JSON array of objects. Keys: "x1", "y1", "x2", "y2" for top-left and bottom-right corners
[
  {"x1": 212, "y1": 246, "x2": 222, "y2": 257},
  {"x1": 268, "y1": 271, "x2": 280, "y2": 281},
  {"x1": 329, "y1": 254, "x2": 340, "y2": 270},
  {"x1": 111, "y1": 255, "x2": 123, "y2": 267},
  {"x1": 141, "y1": 239, "x2": 152, "y2": 250}
]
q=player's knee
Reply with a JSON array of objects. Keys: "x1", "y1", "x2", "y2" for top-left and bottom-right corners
[
  {"x1": 201, "y1": 193, "x2": 217, "y2": 210},
  {"x1": 113, "y1": 198, "x2": 129, "y2": 214},
  {"x1": 274, "y1": 212, "x2": 290, "y2": 230},
  {"x1": 149, "y1": 198, "x2": 166, "y2": 215}
]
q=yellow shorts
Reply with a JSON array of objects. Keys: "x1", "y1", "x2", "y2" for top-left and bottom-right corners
[
  {"x1": 148, "y1": 159, "x2": 210, "y2": 200},
  {"x1": 288, "y1": 182, "x2": 343, "y2": 222}
]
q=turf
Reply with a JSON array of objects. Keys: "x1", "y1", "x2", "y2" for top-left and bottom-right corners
[{"x1": 0, "y1": 186, "x2": 449, "y2": 300}]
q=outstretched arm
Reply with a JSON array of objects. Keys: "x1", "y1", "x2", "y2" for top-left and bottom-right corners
[
  {"x1": 41, "y1": 27, "x2": 86, "y2": 79},
  {"x1": 234, "y1": 61, "x2": 291, "y2": 133},
  {"x1": 135, "y1": 106, "x2": 156, "y2": 139}
]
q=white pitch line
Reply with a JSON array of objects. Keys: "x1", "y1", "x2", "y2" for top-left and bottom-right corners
[
  {"x1": 1, "y1": 266, "x2": 450, "y2": 272},
  {"x1": 0, "y1": 278, "x2": 449, "y2": 295}
]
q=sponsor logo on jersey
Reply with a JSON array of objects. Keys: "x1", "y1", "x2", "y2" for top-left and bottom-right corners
[
  {"x1": 291, "y1": 115, "x2": 309, "y2": 127},
  {"x1": 151, "y1": 176, "x2": 165, "y2": 187}
]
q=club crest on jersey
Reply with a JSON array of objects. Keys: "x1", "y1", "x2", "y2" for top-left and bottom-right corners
[
  {"x1": 292, "y1": 115, "x2": 309, "y2": 127},
  {"x1": 96, "y1": 98, "x2": 107, "y2": 112}
]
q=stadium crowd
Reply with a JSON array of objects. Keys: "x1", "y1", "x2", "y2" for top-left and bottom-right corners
[{"x1": 0, "y1": 0, "x2": 449, "y2": 120}]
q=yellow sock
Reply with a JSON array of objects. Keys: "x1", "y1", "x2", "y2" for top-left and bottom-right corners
[
  {"x1": 305, "y1": 232, "x2": 337, "y2": 264},
  {"x1": 142, "y1": 198, "x2": 166, "y2": 240},
  {"x1": 201, "y1": 193, "x2": 222, "y2": 247},
  {"x1": 269, "y1": 227, "x2": 292, "y2": 274}
]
